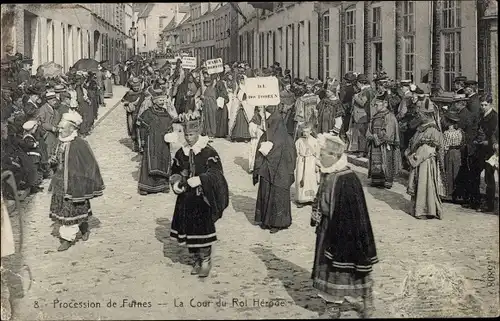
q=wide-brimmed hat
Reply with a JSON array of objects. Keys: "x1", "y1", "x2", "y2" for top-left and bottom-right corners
[
  {"x1": 464, "y1": 80, "x2": 478, "y2": 86},
  {"x1": 400, "y1": 79, "x2": 412, "y2": 86},
  {"x1": 26, "y1": 84, "x2": 44, "y2": 96},
  {"x1": 129, "y1": 77, "x2": 141, "y2": 86},
  {"x1": 21, "y1": 57, "x2": 33, "y2": 65},
  {"x1": 344, "y1": 72, "x2": 356, "y2": 82},
  {"x1": 454, "y1": 76, "x2": 467, "y2": 83},
  {"x1": 22, "y1": 120, "x2": 38, "y2": 131},
  {"x1": 45, "y1": 91, "x2": 57, "y2": 100}
]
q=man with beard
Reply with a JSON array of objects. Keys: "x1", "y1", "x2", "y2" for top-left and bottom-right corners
[
  {"x1": 122, "y1": 77, "x2": 147, "y2": 152},
  {"x1": 366, "y1": 99, "x2": 402, "y2": 189},
  {"x1": 169, "y1": 112, "x2": 229, "y2": 278},
  {"x1": 253, "y1": 106, "x2": 297, "y2": 233},
  {"x1": 137, "y1": 90, "x2": 177, "y2": 195},
  {"x1": 347, "y1": 74, "x2": 374, "y2": 157},
  {"x1": 49, "y1": 112, "x2": 104, "y2": 251},
  {"x1": 310, "y1": 133, "x2": 378, "y2": 318}
]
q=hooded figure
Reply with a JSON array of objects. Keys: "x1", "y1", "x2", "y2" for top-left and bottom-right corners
[{"x1": 253, "y1": 106, "x2": 297, "y2": 233}]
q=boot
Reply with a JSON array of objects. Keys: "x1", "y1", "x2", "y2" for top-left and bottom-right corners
[
  {"x1": 190, "y1": 253, "x2": 202, "y2": 275},
  {"x1": 79, "y1": 222, "x2": 90, "y2": 241},
  {"x1": 57, "y1": 239, "x2": 72, "y2": 251},
  {"x1": 198, "y1": 247, "x2": 212, "y2": 278}
]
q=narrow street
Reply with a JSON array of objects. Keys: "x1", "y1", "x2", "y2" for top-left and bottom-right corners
[{"x1": 8, "y1": 87, "x2": 499, "y2": 320}]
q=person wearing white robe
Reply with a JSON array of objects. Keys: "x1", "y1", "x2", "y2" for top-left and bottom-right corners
[
  {"x1": 294, "y1": 124, "x2": 320, "y2": 206},
  {"x1": 248, "y1": 106, "x2": 268, "y2": 173},
  {"x1": 229, "y1": 75, "x2": 254, "y2": 140}
]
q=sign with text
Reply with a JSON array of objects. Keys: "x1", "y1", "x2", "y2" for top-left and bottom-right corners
[
  {"x1": 181, "y1": 57, "x2": 197, "y2": 69},
  {"x1": 206, "y1": 58, "x2": 224, "y2": 74},
  {"x1": 245, "y1": 76, "x2": 281, "y2": 106}
]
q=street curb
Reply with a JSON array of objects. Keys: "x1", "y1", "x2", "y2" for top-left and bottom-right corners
[
  {"x1": 347, "y1": 155, "x2": 410, "y2": 179},
  {"x1": 93, "y1": 94, "x2": 123, "y2": 128}
]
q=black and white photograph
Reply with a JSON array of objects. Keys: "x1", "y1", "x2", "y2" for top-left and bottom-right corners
[{"x1": 0, "y1": 1, "x2": 498, "y2": 319}]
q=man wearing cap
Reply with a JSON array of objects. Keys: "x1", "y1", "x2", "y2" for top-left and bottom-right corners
[
  {"x1": 454, "y1": 76, "x2": 467, "y2": 95},
  {"x1": 347, "y1": 74, "x2": 375, "y2": 157},
  {"x1": 169, "y1": 112, "x2": 229, "y2": 278},
  {"x1": 49, "y1": 112, "x2": 104, "y2": 251},
  {"x1": 122, "y1": 77, "x2": 148, "y2": 152},
  {"x1": 366, "y1": 98, "x2": 402, "y2": 189},
  {"x1": 37, "y1": 91, "x2": 62, "y2": 165},
  {"x1": 137, "y1": 91, "x2": 176, "y2": 195},
  {"x1": 338, "y1": 72, "x2": 357, "y2": 140},
  {"x1": 294, "y1": 77, "x2": 320, "y2": 140},
  {"x1": 405, "y1": 96, "x2": 445, "y2": 219},
  {"x1": 53, "y1": 84, "x2": 66, "y2": 101},
  {"x1": 22, "y1": 120, "x2": 44, "y2": 189},
  {"x1": 311, "y1": 133, "x2": 378, "y2": 318},
  {"x1": 17, "y1": 58, "x2": 33, "y2": 87}
]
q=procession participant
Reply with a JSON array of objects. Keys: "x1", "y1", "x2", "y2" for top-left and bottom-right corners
[
  {"x1": 172, "y1": 59, "x2": 186, "y2": 115},
  {"x1": 317, "y1": 88, "x2": 343, "y2": 134},
  {"x1": 73, "y1": 72, "x2": 93, "y2": 136},
  {"x1": 294, "y1": 78, "x2": 320, "y2": 140},
  {"x1": 137, "y1": 91, "x2": 176, "y2": 195},
  {"x1": 37, "y1": 91, "x2": 61, "y2": 163},
  {"x1": 473, "y1": 93, "x2": 498, "y2": 213},
  {"x1": 366, "y1": 99, "x2": 402, "y2": 189},
  {"x1": 310, "y1": 133, "x2": 378, "y2": 319},
  {"x1": 253, "y1": 105, "x2": 296, "y2": 233},
  {"x1": 229, "y1": 74, "x2": 252, "y2": 142},
  {"x1": 96, "y1": 62, "x2": 106, "y2": 107},
  {"x1": 169, "y1": 112, "x2": 229, "y2": 278},
  {"x1": 103, "y1": 65, "x2": 113, "y2": 99},
  {"x1": 248, "y1": 106, "x2": 267, "y2": 173},
  {"x1": 347, "y1": 74, "x2": 373, "y2": 157},
  {"x1": 454, "y1": 76, "x2": 467, "y2": 95},
  {"x1": 49, "y1": 112, "x2": 104, "y2": 251},
  {"x1": 294, "y1": 122, "x2": 319, "y2": 207},
  {"x1": 338, "y1": 72, "x2": 357, "y2": 140},
  {"x1": 441, "y1": 110, "x2": 463, "y2": 202},
  {"x1": 405, "y1": 98, "x2": 445, "y2": 219},
  {"x1": 214, "y1": 73, "x2": 230, "y2": 138},
  {"x1": 113, "y1": 62, "x2": 121, "y2": 86},
  {"x1": 201, "y1": 75, "x2": 218, "y2": 140},
  {"x1": 122, "y1": 77, "x2": 147, "y2": 152},
  {"x1": 86, "y1": 71, "x2": 100, "y2": 122},
  {"x1": 23, "y1": 84, "x2": 43, "y2": 119}
]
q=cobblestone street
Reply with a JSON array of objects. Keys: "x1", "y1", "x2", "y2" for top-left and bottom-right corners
[{"x1": 6, "y1": 88, "x2": 499, "y2": 320}]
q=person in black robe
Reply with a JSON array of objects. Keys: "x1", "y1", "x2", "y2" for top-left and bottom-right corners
[
  {"x1": 169, "y1": 112, "x2": 229, "y2": 278},
  {"x1": 137, "y1": 92, "x2": 175, "y2": 195},
  {"x1": 214, "y1": 75, "x2": 229, "y2": 138},
  {"x1": 74, "y1": 73, "x2": 94, "y2": 136},
  {"x1": 310, "y1": 133, "x2": 378, "y2": 318},
  {"x1": 121, "y1": 77, "x2": 147, "y2": 152},
  {"x1": 253, "y1": 106, "x2": 297, "y2": 233},
  {"x1": 49, "y1": 111, "x2": 104, "y2": 251}
]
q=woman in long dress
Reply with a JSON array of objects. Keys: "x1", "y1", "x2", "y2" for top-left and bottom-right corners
[
  {"x1": 405, "y1": 99, "x2": 445, "y2": 219},
  {"x1": 248, "y1": 106, "x2": 266, "y2": 173},
  {"x1": 229, "y1": 74, "x2": 252, "y2": 142},
  {"x1": 214, "y1": 75, "x2": 229, "y2": 138},
  {"x1": 201, "y1": 76, "x2": 218, "y2": 139}
]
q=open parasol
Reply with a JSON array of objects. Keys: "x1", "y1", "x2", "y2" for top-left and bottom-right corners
[
  {"x1": 72, "y1": 58, "x2": 99, "y2": 73},
  {"x1": 36, "y1": 61, "x2": 63, "y2": 78}
]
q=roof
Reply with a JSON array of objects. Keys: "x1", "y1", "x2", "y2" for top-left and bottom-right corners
[
  {"x1": 138, "y1": 4, "x2": 154, "y2": 18},
  {"x1": 179, "y1": 13, "x2": 190, "y2": 25},
  {"x1": 162, "y1": 16, "x2": 177, "y2": 33}
]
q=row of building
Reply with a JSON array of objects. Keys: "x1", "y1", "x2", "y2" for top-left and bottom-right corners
[
  {"x1": 154, "y1": 1, "x2": 497, "y2": 105},
  {"x1": 0, "y1": 4, "x2": 137, "y2": 72},
  {"x1": 1, "y1": 2, "x2": 497, "y2": 106}
]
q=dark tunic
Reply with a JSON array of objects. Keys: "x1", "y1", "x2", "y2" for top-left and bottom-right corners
[
  {"x1": 75, "y1": 86, "x2": 93, "y2": 135},
  {"x1": 122, "y1": 89, "x2": 146, "y2": 140},
  {"x1": 137, "y1": 106, "x2": 173, "y2": 193},
  {"x1": 339, "y1": 84, "x2": 355, "y2": 134},
  {"x1": 311, "y1": 168, "x2": 378, "y2": 301},
  {"x1": 215, "y1": 81, "x2": 229, "y2": 138},
  {"x1": 1, "y1": 135, "x2": 37, "y2": 190},
  {"x1": 254, "y1": 111, "x2": 297, "y2": 229},
  {"x1": 170, "y1": 139, "x2": 229, "y2": 248},
  {"x1": 317, "y1": 98, "x2": 343, "y2": 134},
  {"x1": 49, "y1": 136, "x2": 104, "y2": 225}
]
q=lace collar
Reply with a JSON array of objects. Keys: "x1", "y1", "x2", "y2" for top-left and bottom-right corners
[
  {"x1": 319, "y1": 153, "x2": 349, "y2": 174},
  {"x1": 59, "y1": 130, "x2": 78, "y2": 143},
  {"x1": 182, "y1": 135, "x2": 209, "y2": 156}
]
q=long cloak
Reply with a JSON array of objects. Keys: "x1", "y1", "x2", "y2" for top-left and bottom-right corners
[
  {"x1": 75, "y1": 86, "x2": 94, "y2": 135},
  {"x1": 137, "y1": 105, "x2": 173, "y2": 193},
  {"x1": 215, "y1": 81, "x2": 229, "y2": 138},
  {"x1": 170, "y1": 136, "x2": 229, "y2": 247},
  {"x1": 202, "y1": 85, "x2": 218, "y2": 137},
  {"x1": 254, "y1": 110, "x2": 297, "y2": 229}
]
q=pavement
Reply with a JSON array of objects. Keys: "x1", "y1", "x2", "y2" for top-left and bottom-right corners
[{"x1": 4, "y1": 89, "x2": 499, "y2": 319}]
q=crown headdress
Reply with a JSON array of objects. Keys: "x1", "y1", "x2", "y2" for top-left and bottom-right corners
[{"x1": 178, "y1": 111, "x2": 202, "y2": 133}]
